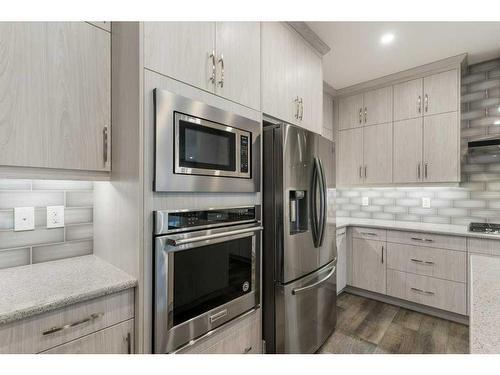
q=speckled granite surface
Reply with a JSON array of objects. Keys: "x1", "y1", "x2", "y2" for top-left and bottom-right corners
[
  {"x1": 470, "y1": 254, "x2": 500, "y2": 354},
  {"x1": 0, "y1": 255, "x2": 137, "y2": 325},
  {"x1": 332, "y1": 217, "x2": 500, "y2": 240}
]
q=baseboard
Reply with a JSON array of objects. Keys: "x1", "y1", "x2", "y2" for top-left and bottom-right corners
[{"x1": 344, "y1": 286, "x2": 469, "y2": 326}]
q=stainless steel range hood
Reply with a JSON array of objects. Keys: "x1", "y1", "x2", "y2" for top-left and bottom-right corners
[{"x1": 468, "y1": 137, "x2": 500, "y2": 163}]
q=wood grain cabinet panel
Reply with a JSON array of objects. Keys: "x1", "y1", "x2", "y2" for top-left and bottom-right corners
[
  {"x1": 362, "y1": 123, "x2": 393, "y2": 184},
  {"x1": 214, "y1": 22, "x2": 260, "y2": 110},
  {"x1": 393, "y1": 78, "x2": 423, "y2": 121},
  {"x1": 423, "y1": 112, "x2": 459, "y2": 183},
  {"x1": 387, "y1": 269, "x2": 466, "y2": 315},
  {"x1": 386, "y1": 230, "x2": 466, "y2": 252},
  {"x1": 363, "y1": 86, "x2": 392, "y2": 126},
  {"x1": 351, "y1": 238, "x2": 386, "y2": 295},
  {"x1": 352, "y1": 227, "x2": 387, "y2": 241},
  {"x1": 386, "y1": 242, "x2": 466, "y2": 283},
  {"x1": 0, "y1": 22, "x2": 111, "y2": 172},
  {"x1": 42, "y1": 319, "x2": 134, "y2": 354},
  {"x1": 393, "y1": 118, "x2": 423, "y2": 183},
  {"x1": 423, "y1": 69, "x2": 458, "y2": 116},
  {"x1": 338, "y1": 128, "x2": 363, "y2": 186},
  {"x1": 144, "y1": 22, "x2": 215, "y2": 92},
  {"x1": 338, "y1": 94, "x2": 363, "y2": 130}
]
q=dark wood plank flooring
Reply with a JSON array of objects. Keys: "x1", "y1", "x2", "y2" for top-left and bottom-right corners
[{"x1": 318, "y1": 292, "x2": 469, "y2": 354}]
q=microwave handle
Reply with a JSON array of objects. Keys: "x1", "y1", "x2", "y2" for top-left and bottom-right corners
[{"x1": 165, "y1": 226, "x2": 263, "y2": 247}]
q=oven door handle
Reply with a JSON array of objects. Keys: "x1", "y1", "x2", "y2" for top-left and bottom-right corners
[{"x1": 164, "y1": 226, "x2": 263, "y2": 247}]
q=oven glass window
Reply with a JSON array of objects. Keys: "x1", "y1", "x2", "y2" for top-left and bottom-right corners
[
  {"x1": 178, "y1": 119, "x2": 236, "y2": 172},
  {"x1": 173, "y1": 237, "x2": 253, "y2": 326}
]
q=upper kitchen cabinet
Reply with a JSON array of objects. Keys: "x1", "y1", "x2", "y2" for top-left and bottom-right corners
[
  {"x1": 338, "y1": 127, "x2": 363, "y2": 186},
  {"x1": 0, "y1": 22, "x2": 111, "y2": 177},
  {"x1": 393, "y1": 78, "x2": 423, "y2": 121},
  {"x1": 338, "y1": 87, "x2": 392, "y2": 129},
  {"x1": 262, "y1": 22, "x2": 323, "y2": 134},
  {"x1": 338, "y1": 94, "x2": 363, "y2": 130},
  {"x1": 143, "y1": 22, "x2": 260, "y2": 110},
  {"x1": 322, "y1": 92, "x2": 335, "y2": 141}
]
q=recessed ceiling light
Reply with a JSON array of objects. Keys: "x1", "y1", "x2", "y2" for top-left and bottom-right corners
[
  {"x1": 494, "y1": 120, "x2": 500, "y2": 125},
  {"x1": 380, "y1": 33, "x2": 395, "y2": 45}
]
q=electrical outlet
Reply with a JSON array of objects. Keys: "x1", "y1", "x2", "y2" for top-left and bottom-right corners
[
  {"x1": 14, "y1": 207, "x2": 35, "y2": 231},
  {"x1": 47, "y1": 206, "x2": 65, "y2": 228},
  {"x1": 362, "y1": 197, "x2": 369, "y2": 206},
  {"x1": 422, "y1": 197, "x2": 431, "y2": 209}
]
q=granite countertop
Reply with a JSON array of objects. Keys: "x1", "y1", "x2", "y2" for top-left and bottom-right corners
[
  {"x1": 330, "y1": 217, "x2": 500, "y2": 240},
  {"x1": 470, "y1": 254, "x2": 500, "y2": 353},
  {"x1": 0, "y1": 255, "x2": 137, "y2": 325}
]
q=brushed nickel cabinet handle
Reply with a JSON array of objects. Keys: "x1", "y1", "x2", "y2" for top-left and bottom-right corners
[
  {"x1": 361, "y1": 232, "x2": 377, "y2": 236},
  {"x1": 424, "y1": 163, "x2": 428, "y2": 179},
  {"x1": 102, "y1": 126, "x2": 108, "y2": 164},
  {"x1": 299, "y1": 97, "x2": 304, "y2": 120},
  {"x1": 244, "y1": 346, "x2": 252, "y2": 354},
  {"x1": 364, "y1": 107, "x2": 367, "y2": 123},
  {"x1": 410, "y1": 237, "x2": 434, "y2": 243},
  {"x1": 359, "y1": 108, "x2": 362, "y2": 124},
  {"x1": 417, "y1": 95, "x2": 421, "y2": 114},
  {"x1": 294, "y1": 97, "x2": 300, "y2": 119},
  {"x1": 209, "y1": 50, "x2": 216, "y2": 84},
  {"x1": 359, "y1": 166, "x2": 362, "y2": 178},
  {"x1": 411, "y1": 287, "x2": 424, "y2": 293},
  {"x1": 424, "y1": 94, "x2": 429, "y2": 112},
  {"x1": 381, "y1": 245, "x2": 384, "y2": 263},
  {"x1": 424, "y1": 261, "x2": 435, "y2": 265},
  {"x1": 127, "y1": 332, "x2": 132, "y2": 354},
  {"x1": 42, "y1": 312, "x2": 104, "y2": 336},
  {"x1": 364, "y1": 165, "x2": 367, "y2": 178},
  {"x1": 410, "y1": 258, "x2": 423, "y2": 263},
  {"x1": 217, "y1": 53, "x2": 224, "y2": 87},
  {"x1": 411, "y1": 287, "x2": 435, "y2": 295},
  {"x1": 417, "y1": 163, "x2": 421, "y2": 180}
]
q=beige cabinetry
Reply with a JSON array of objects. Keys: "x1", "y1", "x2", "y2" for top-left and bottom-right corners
[
  {"x1": 351, "y1": 237, "x2": 386, "y2": 294},
  {"x1": 322, "y1": 93, "x2": 335, "y2": 141},
  {"x1": 144, "y1": 22, "x2": 260, "y2": 110},
  {"x1": 262, "y1": 22, "x2": 323, "y2": 134},
  {"x1": 338, "y1": 94, "x2": 363, "y2": 130},
  {"x1": 0, "y1": 289, "x2": 135, "y2": 354},
  {"x1": 0, "y1": 22, "x2": 111, "y2": 177},
  {"x1": 363, "y1": 122, "x2": 393, "y2": 184},
  {"x1": 338, "y1": 127, "x2": 363, "y2": 186},
  {"x1": 393, "y1": 118, "x2": 423, "y2": 183}
]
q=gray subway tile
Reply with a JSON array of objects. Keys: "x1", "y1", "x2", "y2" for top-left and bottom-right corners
[
  {"x1": 453, "y1": 200, "x2": 487, "y2": 208},
  {"x1": 452, "y1": 217, "x2": 485, "y2": 225},
  {"x1": 0, "y1": 248, "x2": 30, "y2": 270},
  {"x1": 383, "y1": 190, "x2": 406, "y2": 199},
  {"x1": 407, "y1": 190, "x2": 435, "y2": 199},
  {"x1": 469, "y1": 173, "x2": 500, "y2": 182},
  {"x1": 409, "y1": 207, "x2": 437, "y2": 216},
  {"x1": 422, "y1": 216, "x2": 451, "y2": 224},
  {"x1": 395, "y1": 198, "x2": 420, "y2": 207},
  {"x1": 460, "y1": 182, "x2": 486, "y2": 191},
  {"x1": 335, "y1": 197, "x2": 349, "y2": 205},
  {"x1": 470, "y1": 209, "x2": 500, "y2": 218},
  {"x1": 471, "y1": 191, "x2": 500, "y2": 199},
  {"x1": 32, "y1": 240, "x2": 93, "y2": 263},
  {"x1": 0, "y1": 228, "x2": 64, "y2": 250},
  {"x1": 384, "y1": 206, "x2": 407, "y2": 214},
  {"x1": 0, "y1": 191, "x2": 64, "y2": 210},
  {"x1": 488, "y1": 200, "x2": 500, "y2": 209},
  {"x1": 0, "y1": 179, "x2": 31, "y2": 190},
  {"x1": 436, "y1": 190, "x2": 470, "y2": 200},
  {"x1": 350, "y1": 211, "x2": 371, "y2": 219},
  {"x1": 65, "y1": 224, "x2": 93, "y2": 241},
  {"x1": 341, "y1": 204, "x2": 361, "y2": 211},
  {"x1": 341, "y1": 190, "x2": 361, "y2": 198},
  {"x1": 32, "y1": 180, "x2": 93, "y2": 191},
  {"x1": 66, "y1": 191, "x2": 93, "y2": 207},
  {"x1": 438, "y1": 208, "x2": 469, "y2": 217},
  {"x1": 0, "y1": 210, "x2": 13, "y2": 230},
  {"x1": 371, "y1": 198, "x2": 394, "y2": 206},
  {"x1": 361, "y1": 190, "x2": 382, "y2": 198},
  {"x1": 395, "y1": 214, "x2": 421, "y2": 222},
  {"x1": 429, "y1": 199, "x2": 452, "y2": 208},
  {"x1": 372, "y1": 212, "x2": 395, "y2": 220},
  {"x1": 486, "y1": 181, "x2": 500, "y2": 191},
  {"x1": 336, "y1": 210, "x2": 350, "y2": 217},
  {"x1": 361, "y1": 205, "x2": 382, "y2": 213}
]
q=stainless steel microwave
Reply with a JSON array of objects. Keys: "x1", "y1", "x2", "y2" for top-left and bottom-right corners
[{"x1": 154, "y1": 89, "x2": 261, "y2": 192}]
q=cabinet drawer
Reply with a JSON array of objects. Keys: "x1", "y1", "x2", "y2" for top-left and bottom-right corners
[
  {"x1": 177, "y1": 309, "x2": 261, "y2": 354},
  {"x1": 387, "y1": 269, "x2": 466, "y2": 315},
  {"x1": 352, "y1": 227, "x2": 386, "y2": 241},
  {"x1": 386, "y1": 242, "x2": 466, "y2": 282},
  {"x1": 42, "y1": 319, "x2": 134, "y2": 354},
  {"x1": 468, "y1": 237, "x2": 500, "y2": 256},
  {"x1": 0, "y1": 289, "x2": 134, "y2": 354},
  {"x1": 386, "y1": 230, "x2": 466, "y2": 252}
]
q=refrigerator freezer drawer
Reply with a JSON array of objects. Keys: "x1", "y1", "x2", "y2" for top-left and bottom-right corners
[{"x1": 275, "y1": 260, "x2": 337, "y2": 353}]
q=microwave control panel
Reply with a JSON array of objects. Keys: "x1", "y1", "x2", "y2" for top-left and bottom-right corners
[{"x1": 240, "y1": 135, "x2": 249, "y2": 174}]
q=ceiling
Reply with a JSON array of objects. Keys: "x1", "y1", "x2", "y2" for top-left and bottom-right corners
[{"x1": 307, "y1": 22, "x2": 500, "y2": 90}]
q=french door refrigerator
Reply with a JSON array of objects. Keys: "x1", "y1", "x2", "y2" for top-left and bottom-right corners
[{"x1": 263, "y1": 119, "x2": 337, "y2": 354}]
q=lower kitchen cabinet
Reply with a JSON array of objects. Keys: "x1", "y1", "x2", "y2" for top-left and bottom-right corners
[
  {"x1": 351, "y1": 237, "x2": 386, "y2": 294},
  {"x1": 177, "y1": 308, "x2": 262, "y2": 354},
  {"x1": 42, "y1": 319, "x2": 134, "y2": 354}
]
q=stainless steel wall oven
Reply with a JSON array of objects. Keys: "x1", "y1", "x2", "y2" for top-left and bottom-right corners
[
  {"x1": 154, "y1": 89, "x2": 261, "y2": 192},
  {"x1": 153, "y1": 206, "x2": 262, "y2": 353}
]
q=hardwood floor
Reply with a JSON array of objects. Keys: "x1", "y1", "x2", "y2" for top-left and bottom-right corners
[{"x1": 318, "y1": 292, "x2": 469, "y2": 354}]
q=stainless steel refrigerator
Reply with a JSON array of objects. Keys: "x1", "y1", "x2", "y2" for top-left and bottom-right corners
[{"x1": 262, "y1": 119, "x2": 337, "y2": 354}]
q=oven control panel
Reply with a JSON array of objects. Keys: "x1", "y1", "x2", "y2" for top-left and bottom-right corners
[
  {"x1": 240, "y1": 135, "x2": 249, "y2": 174},
  {"x1": 165, "y1": 207, "x2": 256, "y2": 231}
]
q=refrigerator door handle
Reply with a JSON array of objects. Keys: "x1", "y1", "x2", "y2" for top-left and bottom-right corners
[
  {"x1": 311, "y1": 158, "x2": 320, "y2": 247},
  {"x1": 317, "y1": 158, "x2": 327, "y2": 247},
  {"x1": 291, "y1": 265, "x2": 336, "y2": 295}
]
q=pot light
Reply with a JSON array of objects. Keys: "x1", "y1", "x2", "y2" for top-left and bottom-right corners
[
  {"x1": 380, "y1": 33, "x2": 395, "y2": 45},
  {"x1": 494, "y1": 120, "x2": 500, "y2": 125}
]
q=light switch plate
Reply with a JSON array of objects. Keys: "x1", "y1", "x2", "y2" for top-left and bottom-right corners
[
  {"x1": 422, "y1": 197, "x2": 431, "y2": 208},
  {"x1": 14, "y1": 207, "x2": 35, "y2": 231},
  {"x1": 362, "y1": 197, "x2": 369, "y2": 206},
  {"x1": 47, "y1": 206, "x2": 65, "y2": 228}
]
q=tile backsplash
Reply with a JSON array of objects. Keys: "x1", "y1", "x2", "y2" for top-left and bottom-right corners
[
  {"x1": 0, "y1": 179, "x2": 93, "y2": 270},
  {"x1": 336, "y1": 58, "x2": 500, "y2": 226}
]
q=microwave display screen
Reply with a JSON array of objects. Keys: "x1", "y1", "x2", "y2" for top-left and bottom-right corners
[{"x1": 179, "y1": 120, "x2": 236, "y2": 172}]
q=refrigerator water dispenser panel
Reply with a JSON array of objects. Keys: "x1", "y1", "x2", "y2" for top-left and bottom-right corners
[{"x1": 289, "y1": 190, "x2": 308, "y2": 234}]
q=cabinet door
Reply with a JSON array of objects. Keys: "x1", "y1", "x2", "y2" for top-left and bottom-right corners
[
  {"x1": 43, "y1": 319, "x2": 134, "y2": 354},
  {"x1": 423, "y1": 69, "x2": 458, "y2": 116},
  {"x1": 0, "y1": 22, "x2": 110, "y2": 172},
  {"x1": 338, "y1": 128, "x2": 363, "y2": 186},
  {"x1": 144, "y1": 22, "x2": 215, "y2": 92},
  {"x1": 262, "y1": 22, "x2": 299, "y2": 125},
  {"x1": 323, "y1": 94, "x2": 334, "y2": 141},
  {"x1": 336, "y1": 231, "x2": 347, "y2": 293},
  {"x1": 393, "y1": 78, "x2": 423, "y2": 121},
  {"x1": 352, "y1": 238, "x2": 386, "y2": 294},
  {"x1": 363, "y1": 86, "x2": 392, "y2": 126},
  {"x1": 423, "y1": 112, "x2": 459, "y2": 182},
  {"x1": 338, "y1": 94, "x2": 363, "y2": 130},
  {"x1": 215, "y1": 22, "x2": 260, "y2": 110},
  {"x1": 299, "y1": 40, "x2": 323, "y2": 134},
  {"x1": 393, "y1": 118, "x2": 423, "y2": 183},
  {"x1": 362, "y1": 123, "x2": 393, "y2": 184}
]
